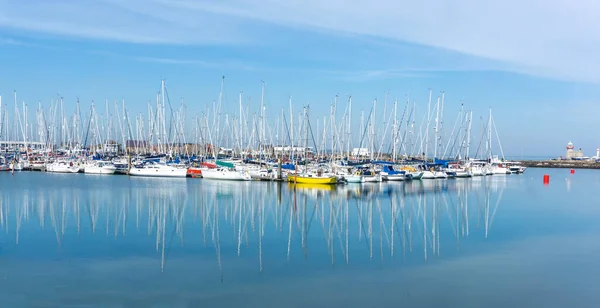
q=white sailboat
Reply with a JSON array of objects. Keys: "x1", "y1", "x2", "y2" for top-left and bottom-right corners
[
  {"x1": 485, "y1": 109, "x2": 511, "y2": 175},
  {"x1": 201, "y1": 168, "x2": 251, "y2": 181},
  {"x1": 129, "y1": 162, "x2": 187, "y2": 178},
  {"x1": 445, "y1": 162, "x2": 472, "y2": 178},
  {"x1": 346, "y1": 172, "x2": 365, "y2": 183},
  {"x1": 489, "y1": 156, "x2": 510, "y2": 175},
  {"x1": 9, "y1": 160, "x2": 24, "y2": 171},
  {"x1": 84, "y1": 160, "x2": 117, "y2": 175},
  {"x1": 467, "y1": 160, "x2": 487, "y2": 176},
  {"x1": 421, "y1": 170, "x2": 435, "y2": 179},
  {"x1": 46, "y1": 159, "x2": 81, "y2": 173},
  {"x1": 363, "y1": 173, "x2": 382, "y2": 182},
  {"x1": 249, "y1": 168, "x2": 276, "y2": 181},
  {"x1": 0, "y1": 156, "x2": 8, "y2": 171}
]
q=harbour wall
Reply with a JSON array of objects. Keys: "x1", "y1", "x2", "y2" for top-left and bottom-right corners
[{"x1": 521, "y1": 160, "x2": 600, "y2": 169}]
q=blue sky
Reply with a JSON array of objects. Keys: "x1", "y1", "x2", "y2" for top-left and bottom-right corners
[{"x1": 1, "y1": 0, "x2": 600, "y2": 157}]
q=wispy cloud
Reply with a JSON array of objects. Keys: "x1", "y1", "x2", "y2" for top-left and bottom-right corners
[
  {"x1": 0, "y1": 0, "x2": 249, "y2": 44},
  {"x1": 87, "y1": 50, "x2": 259, "y2": 71},
  {"x1": 1, "y1": 0, "x2": 600, "y2": 83},
  {"x1": 0, "y1": 37, "x2": 24, "y2": 45},
  {"x1": 133, "y1": 56, "x2": 258, "y2": 71},
  {"x1": 319, "y1": 68, "x2": 436, "y2": 82},
  {"x1": 317, "y1": 62, "x2": 526, "y2": 82},
  {"x1": 0, "y1": 37, "x2": 39, "y2": 47}
]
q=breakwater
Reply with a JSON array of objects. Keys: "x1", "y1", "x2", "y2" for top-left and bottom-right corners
[{"x1": 522, "y1": 160, "x2": 600, "y2": 169}]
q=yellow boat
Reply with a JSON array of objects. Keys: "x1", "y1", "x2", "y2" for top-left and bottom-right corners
[{"x1": 287, "y1": 174, "x2": 338, "y2": 184}]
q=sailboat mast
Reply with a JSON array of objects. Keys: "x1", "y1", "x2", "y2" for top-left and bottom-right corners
[
  {"x1": 23, "y1": 102, "x2": 28, "y2": 153},
  {"x1": 332, "y1": 95, "x2": 337, "y2": 160},
  {"x1": 393, "y1": 98, "x2": 398, "y2": 162},
  {"x1": 239, "y1": 91, "x2": 243, "y2": 150},
  {"x1": 14, "y1": 91, "x2": 17, "y2": 144},
  {"x1": 260, "y1": 81, "x2": 265, "y2": 161},
  {"x1": 347, "y1": 96, "x2": 352, "y2": 160},
  {"x1": 424, "y1": 89, "x2": 432, "y2": 161},
  {"x1": 359, "y1": 110, "x2": 364, "y2": 160},
  {"x1": 439, "y1": 92, "x2": 445, "y2": 157},
  {"x1": 434, "y1": 96, "x2": 440, "y2": 159},
  {"x1": 213, "y1": 76, "x2": 224, "y2": 160},
  {"x1": 304, "y1": 106, "x2": 309, "y2": 163},
  {"x1": 488, "y1": 108, "x2": 492, "y2": 160},
  {"x1": 370, "y1": 99, "x2": 376, "y2": 161},
  {"x1": 465, "y1": 110, "x2": 472, "y2": 159},
  {"x1": 289, "y1": 96, "x2": 294, "y2": 160}
]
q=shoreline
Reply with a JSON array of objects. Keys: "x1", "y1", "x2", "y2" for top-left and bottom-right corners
[{"x1": 521, "y1": 160, "x2": 600, "y2": 169}]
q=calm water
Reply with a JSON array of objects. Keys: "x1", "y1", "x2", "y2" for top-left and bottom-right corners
[{"x1": 0, "y1": 169, "x2": 599, "y2": 307}]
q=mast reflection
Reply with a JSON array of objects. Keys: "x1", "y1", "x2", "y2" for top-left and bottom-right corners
[{"x1": 0, "y1": 177, "x2": 505, "y2": 279}]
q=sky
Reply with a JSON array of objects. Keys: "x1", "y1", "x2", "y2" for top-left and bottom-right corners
[{"x1": 0, "y1": 0, "x2": 600, "y2": 157}]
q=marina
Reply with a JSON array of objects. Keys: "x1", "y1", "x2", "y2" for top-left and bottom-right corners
[
  {"x1": 2, "y1": 1, "x2": 599, "y2": 306},
  {"x1": 0, "y1": 80, "x2": 526, "y2": 182}
]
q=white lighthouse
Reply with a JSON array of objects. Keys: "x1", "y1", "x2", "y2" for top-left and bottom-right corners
[{"x1": 565, "y1": 141, "x2": 583, "y2": 159}]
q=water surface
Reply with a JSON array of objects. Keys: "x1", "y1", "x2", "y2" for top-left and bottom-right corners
[{"x1": 0, "y1": 169, "x2": 598, "y2": 307}]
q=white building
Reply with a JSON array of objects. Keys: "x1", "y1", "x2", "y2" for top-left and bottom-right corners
[
  {"x1": 351, "y1": 148, "x2": 370, "y2": 157},
  {"x1": 273, "y1": 146, "x2": 313, "y2": 154}
]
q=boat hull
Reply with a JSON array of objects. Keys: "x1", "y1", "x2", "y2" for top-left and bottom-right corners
[
  {"x1": 363, "y1": 175, "x2": 382, "y2": 182},
  {"x1": 202, "y1": 169, "x2": 251, "y2": 181},
  {"x1": 129, "y1": 168, "x2": 187, "y2": 177},
  {"x1": 386, "y1": 174, "x2": 407, "y2": 181},
  {"x1": 187, "y1": 167, "x2": 203, "y2": 178},
  {"x1": 9, "y1": 163, "x2": 24, "y2": 171},
  {"x1": 346, "y1": 175, "x2": 364, "y2": 183},
  {"x1": 421, "y1": 171, "x2": 436, "y2": 179},
  {"x1": 454, "y1": 171, "x2": 472, "y2": 178},
  {"x1": 409, "y1": 172, "x2": 423, "y2": 180},
  {"x1": 47, "y1": 165, "x2": 81, "y2": 173},
  {"x1": 85, "y1": 167, "x2": 117, "y2": 175},
  {"x1": 287, "y1": 174, "x2": 337, "y2": 184}
]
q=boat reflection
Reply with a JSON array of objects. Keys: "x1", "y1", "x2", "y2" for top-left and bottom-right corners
[{"x1": 0, "y1": 178, "x2": 505, "y2": 279}]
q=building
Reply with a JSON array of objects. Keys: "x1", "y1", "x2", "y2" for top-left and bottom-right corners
[
  {"x1": 273, "y1": 146, "x2": 313, "y2": 155},
  {"x1": 351, "y1": 148, "x2": 370, "y2": 158},
  {"x1": 565, "y1": 141, "x2": 583, "y2": 159},
  {"x1": 0, "y1": 141, "x2": 45, "y2": 152}
]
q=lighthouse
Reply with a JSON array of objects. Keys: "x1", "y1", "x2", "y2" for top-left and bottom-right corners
[{"x1": 565, "y1": 141, "x2": 583, "y2": 159}]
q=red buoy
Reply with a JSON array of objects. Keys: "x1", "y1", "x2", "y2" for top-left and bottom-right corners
[
  {"x1": 570, "y1": 169, "x2": 575, "y2": 174},
  {"x1": 543, "y1": 174, "x2": 550, "y2": 184}
]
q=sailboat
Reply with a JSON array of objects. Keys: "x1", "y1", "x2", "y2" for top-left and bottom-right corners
[
  {"x1": 46, "y1": 159, "x2": 81, "y2": 173},
  {"x1": 287, "y1": 172, "x2": 338, "y2": 184},
  {"x1": 484, "y1": 109, "x2": 513, "y2": 175},
  {"x1": 129, "y1": 161, "x2": 188, "y2": 178},
  {"x1": 466, "y1": 160, "x2": 487, "y2": 176},
  {"x1": 84, "y1": 160, "x2": 117, "y2": 175},
  {"x1": 201, "y1": 167, "x2": 251, "y2": 181},
  {"x1": 346, "y1": 171, "x2": 365, "y2": 183},
  {"x1": 445, "y1": 162, "x2": 472, "y2": 178},
  {"x1": 381, "y1": 165, "x2": 410, "y2": 181},
  {"x1": 0, "y1": 156, "x2": 9, "y2": 171},
  {"x1": 287, "y1": 104, "x2": 338, "y2": 185}
]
